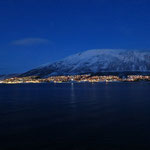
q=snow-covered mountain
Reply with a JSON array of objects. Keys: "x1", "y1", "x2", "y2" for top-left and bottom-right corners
[{"x1": 21, "y1": 49, "x2": 150, "y2": 77}]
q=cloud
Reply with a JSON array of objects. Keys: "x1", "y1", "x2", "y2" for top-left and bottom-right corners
[{"x1": 11, "y1": 38, "x2": 50, "y2": 46}]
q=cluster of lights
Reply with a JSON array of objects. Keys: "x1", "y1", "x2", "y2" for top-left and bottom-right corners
[{"x1": 1, "y1": 74, "x2": 150, "y2": 84}]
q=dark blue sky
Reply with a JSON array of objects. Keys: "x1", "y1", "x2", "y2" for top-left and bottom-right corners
[{"x1": 0, "y1": 0, "x2": 150, "y2": 74}]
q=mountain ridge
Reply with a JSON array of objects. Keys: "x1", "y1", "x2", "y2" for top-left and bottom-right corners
[{"x1": 20, "y1": 49, "x2": 150, "y2": 77}]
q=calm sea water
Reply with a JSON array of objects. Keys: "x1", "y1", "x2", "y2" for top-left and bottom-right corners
[{"x1": 0, "y1": 82, "x2": 150, "y2": 150}]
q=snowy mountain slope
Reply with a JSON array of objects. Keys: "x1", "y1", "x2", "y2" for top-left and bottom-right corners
[{"x1": 21, "y1": 49, "x2": 150, "y2": 77}]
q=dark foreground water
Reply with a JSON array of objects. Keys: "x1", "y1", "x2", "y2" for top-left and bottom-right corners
[{"x1": 0, "y1": 82, "x2": 150, "y2": 150}]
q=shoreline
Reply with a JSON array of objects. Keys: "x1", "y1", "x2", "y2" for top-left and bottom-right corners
[{"x1": 1, "y1": 80, "x2": 150, "y2": 84}]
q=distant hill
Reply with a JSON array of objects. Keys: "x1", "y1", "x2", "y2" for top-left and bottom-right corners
[{"x1": 0, "y1": 74, "x2": 20, "y2": 80}]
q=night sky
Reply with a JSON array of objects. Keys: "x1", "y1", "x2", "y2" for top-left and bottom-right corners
[{"x1": 0, "y1": 0, "x2": 150, "y2": 74}]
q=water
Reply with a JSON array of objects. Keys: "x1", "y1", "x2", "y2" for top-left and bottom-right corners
[{"x1": 0, "y1": 82, "x2": 150, "y2": 150}]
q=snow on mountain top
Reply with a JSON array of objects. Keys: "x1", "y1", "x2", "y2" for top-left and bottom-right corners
[
  {"x1": 40, "y1": 49, "x2": 150, "y2": 68},
  {"x1": 56, "y1": 49, "x2": 150, "y2": 66}
]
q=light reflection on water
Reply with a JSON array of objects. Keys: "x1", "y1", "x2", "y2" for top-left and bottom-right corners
[{"x1": 70, "y1": 83, "x2": 75, "y2": 104}]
